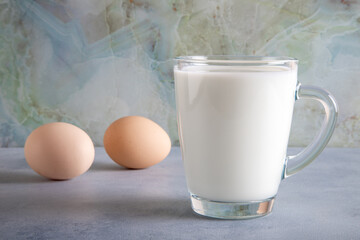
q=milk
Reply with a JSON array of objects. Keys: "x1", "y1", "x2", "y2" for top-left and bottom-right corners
[{"x1": 175, "y1": 65, "x2": 298, "y2": 202}]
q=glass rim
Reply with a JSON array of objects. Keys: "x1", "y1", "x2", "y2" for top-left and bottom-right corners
[{"x1": 174, "y1": 55, "x2": 298, "y2": 64}]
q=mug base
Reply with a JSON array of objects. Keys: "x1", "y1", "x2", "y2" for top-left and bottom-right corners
[{"x1": 190, "y1": 194, "x2": 275, "y2": 219}]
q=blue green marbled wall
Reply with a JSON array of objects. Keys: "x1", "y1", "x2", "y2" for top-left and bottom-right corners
[{"x1": 0, "y1": 0, "x2": 359, "y2": 147}]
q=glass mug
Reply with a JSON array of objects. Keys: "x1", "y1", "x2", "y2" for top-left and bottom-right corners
[{"x1": 174, "y1": 56, "x2": 338, "y2": 219}]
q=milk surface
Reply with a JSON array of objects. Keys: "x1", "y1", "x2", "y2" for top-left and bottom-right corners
[{"x1": 175, "y1": 65, "x2": 297, "y2": 202}]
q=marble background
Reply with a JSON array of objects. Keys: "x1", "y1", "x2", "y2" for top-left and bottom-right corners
[{"x1": 0, "y1": 0, "x2": 359, "y2": 147}]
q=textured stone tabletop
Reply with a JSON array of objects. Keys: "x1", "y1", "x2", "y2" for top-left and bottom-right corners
[{"x1": 0, "y1": 147, "x2": 359, "y2": 239}]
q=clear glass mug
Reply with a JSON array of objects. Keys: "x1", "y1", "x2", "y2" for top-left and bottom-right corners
[{"x1": 174, "y1": 56, "x2": 338, "y2": 219}]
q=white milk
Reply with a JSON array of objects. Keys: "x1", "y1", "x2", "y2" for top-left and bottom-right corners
[{"x1": 175, "y1": 65, "x2": 298, "y2": 202}]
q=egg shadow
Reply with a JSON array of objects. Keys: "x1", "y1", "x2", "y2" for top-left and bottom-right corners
[
  {"x1": 90, "y1": 160, "x2": 152, "y2": 172},
  {"x1": 90, "y1": 161, "x2": 128, "y2": 171}
]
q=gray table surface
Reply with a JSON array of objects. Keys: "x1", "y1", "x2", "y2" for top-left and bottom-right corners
[{"x1": 0, "y1": 147, "x2": 359, "y2": 240}]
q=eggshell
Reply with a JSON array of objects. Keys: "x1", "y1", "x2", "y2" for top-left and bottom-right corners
[
  {"x1": 24, "y1": 122, "x2": 95, "y2": 180},
  {"x1": 103, "y1": 116, "x2": 171, "y2": 169}
]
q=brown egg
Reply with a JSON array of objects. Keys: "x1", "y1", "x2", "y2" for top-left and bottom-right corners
[
  {"x1": 103, "y1": 116, "x2": 171, "y2": 169},
  {"x1": 24, "y1": 122, "x2": 95, "y2": 180}
]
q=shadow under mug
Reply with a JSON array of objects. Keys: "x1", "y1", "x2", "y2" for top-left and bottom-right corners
[{"x1": 174, "y1": 56, "x2": 338, "y2": 219}]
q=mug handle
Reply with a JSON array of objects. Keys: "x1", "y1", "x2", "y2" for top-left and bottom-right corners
[{"x1": 283, "y1": 83, "x2": 338, "y2": 178}]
